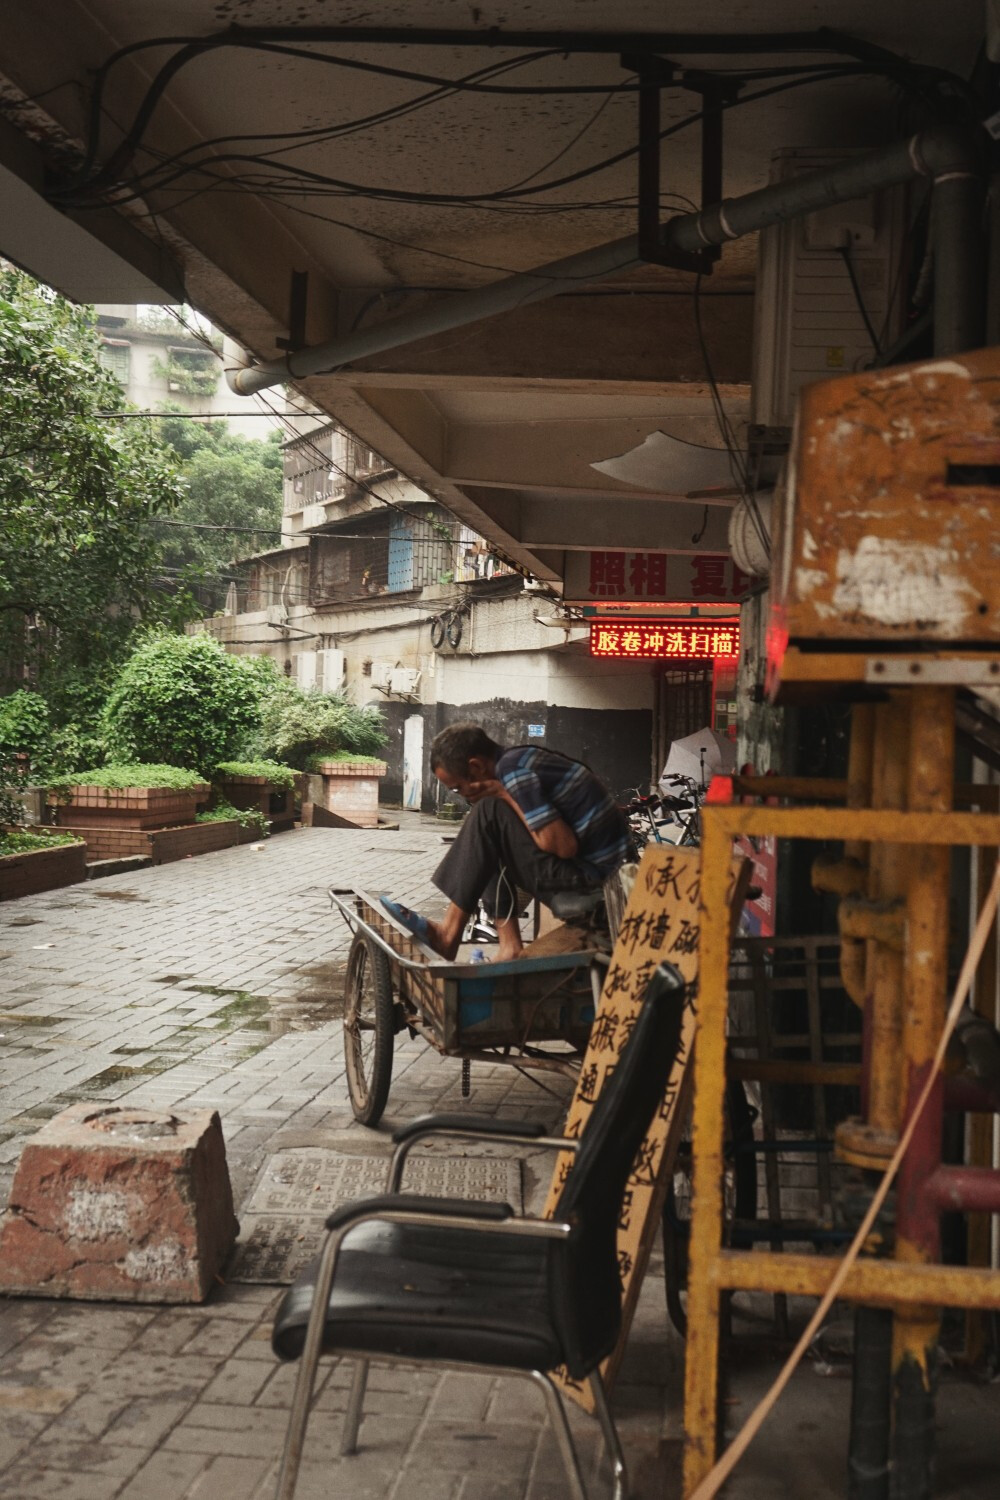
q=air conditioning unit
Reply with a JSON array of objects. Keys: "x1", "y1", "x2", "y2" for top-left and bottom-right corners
[
  {"x1": 388, "y1": 667, "x2": 421, "y2": 698},
  {"x1": 295, "y1": 650, "x2": 318, "y2": 690},
  {"x1": 370, "y1": 661, "x2": 394, "y2": 690},
  {"x1": 752, "y1": 149, "x2": 907, "y2": 430},
  {"x1": 264, "y1": 605, "x2": 285, "y2": 626},
  {"x1": 316, "y1": 648, "x2": 345, "y2": 693}
]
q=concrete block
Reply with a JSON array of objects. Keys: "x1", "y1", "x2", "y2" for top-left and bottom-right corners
[{"x1": 0, "y1": 1104, "x2": 238, "y2": 1303}]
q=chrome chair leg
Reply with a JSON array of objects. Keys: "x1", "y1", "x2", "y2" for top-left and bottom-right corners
[
  {"x1": 588, "y1": 1371, "x2": 629, "y2": 1500},
  {"x1": 340, "y1": 1358, "x2": 369, "y2": 1455},
  {"x1": 529, "y1": 1370, "x2": 588, "y2": 1500},
  {"x1": 274, "y1": 1229, "x2": 343, "y2": 1500}
]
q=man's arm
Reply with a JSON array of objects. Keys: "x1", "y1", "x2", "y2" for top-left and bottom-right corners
[{"x1": 465, "y1": 779, "x2": 579, "y2": 859}]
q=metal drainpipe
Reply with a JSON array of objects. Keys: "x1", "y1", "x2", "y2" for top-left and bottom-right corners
[
  {"x1": 227, "y1": 124, "x2": 979, "y2": 397},
  {"x1": 931, "y1": 160, "x2": 987, "y2": 356}
]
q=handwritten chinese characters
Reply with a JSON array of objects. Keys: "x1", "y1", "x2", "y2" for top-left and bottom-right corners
[{"x1": 545, "y1": 843, "x2": 750, "y2": 1411}]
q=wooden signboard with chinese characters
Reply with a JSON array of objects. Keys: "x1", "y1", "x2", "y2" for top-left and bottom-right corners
[{"x1": 543, "y1": 843, "x2": 750, "y2": 1410}]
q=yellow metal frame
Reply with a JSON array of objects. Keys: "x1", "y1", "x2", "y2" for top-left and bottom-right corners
[{"x1": 682, "y1": 801, "x2": 1000, "y2": 1496}]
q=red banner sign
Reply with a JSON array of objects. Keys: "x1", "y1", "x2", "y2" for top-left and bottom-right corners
[
  {"x1": 589, "y1": 620, "x2": 740, "y2": 660},
  {"x1": 566, "y1": 551, "x2": 752, "y2": 604}
]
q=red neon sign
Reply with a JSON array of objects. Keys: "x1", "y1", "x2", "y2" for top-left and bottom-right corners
[{"x1": 589, "y1": 620, "x2": 740, "y2": 660}]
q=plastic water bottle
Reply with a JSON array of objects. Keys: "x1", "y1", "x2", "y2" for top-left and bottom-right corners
[{"x1": 470, "y1": 947, "x2": 486, "y2": 964}]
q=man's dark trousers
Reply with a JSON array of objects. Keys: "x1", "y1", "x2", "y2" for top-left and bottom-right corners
[{"x1": 432, "y1": 798, "x2": 603, "y2": 919}]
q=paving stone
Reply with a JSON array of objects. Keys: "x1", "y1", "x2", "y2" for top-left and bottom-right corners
[
  {"x1": 0, "y1": 1466, "x2": 117, "y2": 1500},
  {"x1": 185, "y1": 1452, "x2": 276, "y2": 1497},
  {"x1": 116, "y1": 1448, "x2": 209, "y2": 1499},
  {"x1": 104, "y1": 1397, "x2": 192, "y2": 1449}
]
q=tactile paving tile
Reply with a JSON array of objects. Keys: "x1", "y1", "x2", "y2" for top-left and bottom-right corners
[{"x1": 228, "y1": 1150, "x2": 523, "y2": 1284}]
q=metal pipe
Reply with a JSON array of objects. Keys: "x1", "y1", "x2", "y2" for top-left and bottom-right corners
[
  {"x1": 924, "y1": 1164, "x2": 1000, "y2": 1215},
  {"x1": 932, "y1": 167, "x2": 987, "y2": 356},
  {"x1": 848, "y1": 1306, "x2": 893, "y2": 1500},
  {"x1": 228, "y1": 124, "x2": 979, "y2": 396}
]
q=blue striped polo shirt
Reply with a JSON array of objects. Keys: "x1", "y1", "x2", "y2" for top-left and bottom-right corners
[{"x1": 495, "y1": 746, "x2": 630, "y2": 878}]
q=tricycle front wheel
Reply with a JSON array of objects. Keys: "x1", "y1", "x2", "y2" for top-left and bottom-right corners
[{"x1": 343, "y1": 933, "x2": 395, "y2": 1125}]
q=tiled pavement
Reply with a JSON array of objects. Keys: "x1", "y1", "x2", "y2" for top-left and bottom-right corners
[
  {"x1": 1, "y1": 819, "x2": 998, "y2": 1500},
  {"x1": 0, "y1": 820, "x2": 679, "y2": 1499}
]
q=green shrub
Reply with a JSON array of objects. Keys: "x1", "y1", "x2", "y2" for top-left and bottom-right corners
[
  {"x1": 214, "y1": 758, "x2": 296, "y2": 790},
  {"x1": 50, "y1": 762, "x2": 206, "y2": 792},
  {"x1": 196, "y1": 800, "x2": 269, "y2": 836},
  {"x1": 101, "y1": 633, "x2": 264, "y2": 774},
  {"x1": 254, "y1": 683, "x2": 387, "y2": 770},
  {"x1": 0, "y1": 829, "x2": 82, "y2": 856},
  {"x1": 0, "y1": 691, "x2": 53, "y2": 769}
]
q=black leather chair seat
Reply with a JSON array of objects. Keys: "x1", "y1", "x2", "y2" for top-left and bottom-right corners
[{"x1": 273, "y1": 1218, "x2": 562, "y2": 1371}]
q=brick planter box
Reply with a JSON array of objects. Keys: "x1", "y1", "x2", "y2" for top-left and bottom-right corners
[
  {"x1": 0, "y1": 833, "x2": 87, "y2": 901},
  {"x1": 313, "y1": 759, "x2": 388, "y2": 828},
  {"x1": 56, "y1": 818, "x2": 243, "y2": 866},
  {"x1": 217, "y1": 773, "x2": 295, "y2": 834},
  {"x1": 51, "y1": 782, "x2": 210, "y2": 832}
]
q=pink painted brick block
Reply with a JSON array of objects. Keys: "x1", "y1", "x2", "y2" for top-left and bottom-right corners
[{"x1": 0, "y1": 1104, "x2": 238, "y2": 1302}]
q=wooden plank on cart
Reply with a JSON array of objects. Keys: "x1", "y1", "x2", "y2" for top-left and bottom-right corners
[{"x1": 543, "y1": 843, "x2": 751, "y2": 1411}]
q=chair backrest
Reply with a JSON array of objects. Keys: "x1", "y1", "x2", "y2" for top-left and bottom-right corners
[{"x1": 550, "y1": 960, "x2": 686, "y2": 1377}]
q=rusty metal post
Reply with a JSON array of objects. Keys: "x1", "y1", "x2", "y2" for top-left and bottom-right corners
[
  {"x1": 965, "y1": 810, "x2": 999, "y2": 1363},
  {"x1": 890, "y1": 687, "x2": 956, "y2": 1500},
  {"x1": 681, "y1": 811, "x2": 733, "y2": 1493},
  {"x1": 864, "y1": 695, "x2": 911, "y2": 1144}
]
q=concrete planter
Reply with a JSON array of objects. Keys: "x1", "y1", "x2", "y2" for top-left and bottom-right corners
[
  {"x1": 51, "y1": 782, "x2": 210, "y2": 832},
  {"x1": 0, "y1": 832, "x2": 87, "y2": 901},
  {"x1": 313, "y1": 759, "x2": 388, "y2": 828},
  {"x1": 216, "y1": 773, "x2": 295, "y2": 833}
]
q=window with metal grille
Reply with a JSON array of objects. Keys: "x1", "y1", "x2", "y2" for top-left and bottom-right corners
[{"x1": 99, "y1": 339, "x2": 130, "y2": 384}]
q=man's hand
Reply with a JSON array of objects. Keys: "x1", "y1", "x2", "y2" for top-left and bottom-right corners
[{"x1": 464, "y1": 778, "x2": 506, "y2": 804}]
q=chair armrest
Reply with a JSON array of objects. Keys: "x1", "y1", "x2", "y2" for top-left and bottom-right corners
[
  {"x1": 387, "y1": 1119, "x2": 579, "y2": 1192},
  {"x1": 391, "y1": 1114, "x2": 546, "y2": 1144},
  {"x1": 325, "y1": 1193, "x2": 513, "y2": 1232}
]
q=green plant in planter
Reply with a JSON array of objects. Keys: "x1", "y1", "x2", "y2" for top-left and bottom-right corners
[
  {"x1": 214, "y1": 758, "x2": 296, "y2": 790},
  {"x1": 48, "y1": 763, "x2": 207, "y2": 796},
  {"x1": 0, "y1": 829, "x2": 82, "y2": 857},
  {"x1": 304, "y1": 750, "x2": 386, "y2": 771},
  {"x1": 196, "y1": 800, "x2": 270, "y2": 836},
  {"x1": 101, "y1": 632, "x2": 265, "y2": 775}
]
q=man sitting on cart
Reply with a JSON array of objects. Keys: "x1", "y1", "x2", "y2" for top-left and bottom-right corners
[{"x1": 382, "y1": 723, "x2": 631, "y2": 962}]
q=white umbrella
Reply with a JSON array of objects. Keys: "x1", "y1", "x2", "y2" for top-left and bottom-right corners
[{"x1": 659, "y1": 727, "x2": 736, "y2": 792}]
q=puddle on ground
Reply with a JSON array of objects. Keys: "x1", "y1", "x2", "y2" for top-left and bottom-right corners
[
  {"x1": 87, "y1": 889, "x2": 148, "y2": 903},
  {"x1": 74, "y1": 1061, "x2": 172, "y2": 1095},
  {"x1": 181, "y1": 981, "x2": 344, "y2": 1034},
  {"x1": 153, "y1": 974, "x2": 194, "y2": 984},
  {"x1": 7, "y1": 916, "x2": 41, "y2": 927},
  {"x1": 0, "y1": 1011, "x2": 60, "y2": 1027}
]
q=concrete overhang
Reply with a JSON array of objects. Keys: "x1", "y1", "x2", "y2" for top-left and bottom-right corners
[
  {"x1": 0, "y1": 3, "x2": 983, "y2": 582},
  {"x1": 0, "y1": 115, "x2": 183, "y2": 304}
]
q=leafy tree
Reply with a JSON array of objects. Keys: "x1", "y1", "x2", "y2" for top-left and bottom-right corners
[
  {"x1": 154, "y1": 416, "x2": 283, "y2": 612},
  {"x1": 0, "y1": 266, "x2": 188, "y2": 733},
  {"x1": 101, "y1": 631, "x2": 267, "y2": 775}
]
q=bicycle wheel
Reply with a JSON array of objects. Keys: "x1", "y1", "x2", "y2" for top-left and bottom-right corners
[
  {"x1": 430, "y1": 615, "x2": 446, "y2": 649},
  {"x1": 445, "y1": 610, "x2": 463, "y2": 648},
  {"x1": 662, "y1": 1077, "x2": 758, "y2": 1337},
  {"x1": 343, "y1": 933, "x2": 395, "y2": 1126}
]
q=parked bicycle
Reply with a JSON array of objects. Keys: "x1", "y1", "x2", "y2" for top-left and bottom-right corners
[{"x1": 429, "y1": 604, "x2": 467, "y2": 650}]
